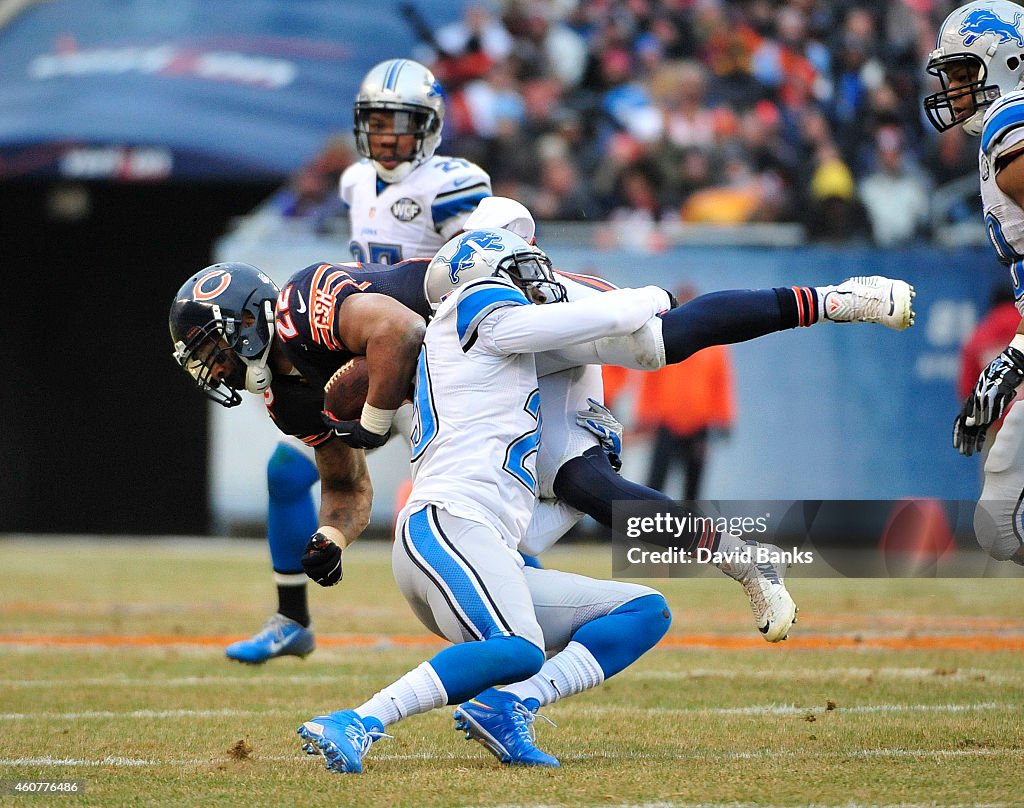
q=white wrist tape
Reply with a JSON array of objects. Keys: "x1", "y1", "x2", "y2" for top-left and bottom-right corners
[
  {"x1": 317, "y1": 525, "x2": 350, "y2": 549},
  {"x1": 360, "y1": 403, "x2": 397, "y2": 435},
  {"x1": 1009, "y1": 334, "x2": 1024, "y2": 353}
]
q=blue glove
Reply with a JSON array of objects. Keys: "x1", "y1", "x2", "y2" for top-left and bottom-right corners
[{"x1": 576, "y1": 398, "x2": 623, "y2": 472}]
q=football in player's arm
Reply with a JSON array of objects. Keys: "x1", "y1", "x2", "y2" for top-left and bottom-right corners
[
  {"x1": 214, "y1": 57, "x2": 492, "y2": 665},
  {"x1": 295, "y1": 229, "x2": 675, "y2": 774}
]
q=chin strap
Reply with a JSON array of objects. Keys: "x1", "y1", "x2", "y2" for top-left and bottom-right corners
[{"x1": 243, "y1": 303, "x2": 276, "y2": 393}]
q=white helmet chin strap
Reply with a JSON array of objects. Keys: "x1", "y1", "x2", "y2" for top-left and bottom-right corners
[
  {"x1": 373, "y1": 159, "x2": 416, "y2": 184},
  {"x1": 243, "y1": 302, "x2": 275, "y2": 393}
]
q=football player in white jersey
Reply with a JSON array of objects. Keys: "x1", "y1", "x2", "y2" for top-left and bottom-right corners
[
  {"x1": 229, "y1": 59, "x2": 492, "y2": 665},
  {"x1": 925, "y1": 0, "x2": 1024, "y2": 565},
  {"x1": 239, "y1": 54, "x2": 919, "y2": 663},
  {"x1": 342, "y1": 58, "x2": 491, "y2": 263},
  {"x1": 298, "y1": 229, "x2": 675, "y2": 773}
]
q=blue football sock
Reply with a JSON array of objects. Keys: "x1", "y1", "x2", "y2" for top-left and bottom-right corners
[
  {"x1": 266, "y1": 443, "x2": 319, "y2": 624},
  {"x1": 428, "y1": 635, "x2": 544, "y2": 704},
  {"x1": 571, "y1": 593, "x2": 671, "y2": 679},
  {"x1": 661, "y1": 288, "x2": 813, "y2": 365}
]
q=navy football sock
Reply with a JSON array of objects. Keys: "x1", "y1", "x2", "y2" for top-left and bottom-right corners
[
  {"x1": 552, "y1": 447, "x2": 720, "y2": 555},
  {"x1": 661, "y1": 287, "x2": 818, "y2": 365}
]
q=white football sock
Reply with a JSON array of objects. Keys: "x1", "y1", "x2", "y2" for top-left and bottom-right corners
[
  {"x1": 504, "y1": 641, "x2": 605, "y2": 707},
  {"x1": 355, "y1": 662, "x2": 447, "y2": 727}
]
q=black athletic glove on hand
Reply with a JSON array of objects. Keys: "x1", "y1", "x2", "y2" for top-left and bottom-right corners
[
  {"x1": 321, "y1": 412, "x2": 391, "y2": 450},
  {"x1": 953, "y1": 345, "x2": 1024, "y2": 457},
  {"x1": 952, "y1": 412, "x2": 987, "y2": 458},
  {"x1": 302, "y1": 532, "x2": 343, "y2": 586}
]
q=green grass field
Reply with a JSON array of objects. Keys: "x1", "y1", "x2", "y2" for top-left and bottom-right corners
[{"x1": 1, "y1": 537, "x2": 1022, "y2": 807}]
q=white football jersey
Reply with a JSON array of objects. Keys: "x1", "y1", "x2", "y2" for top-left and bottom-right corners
[
  {"x1": 405, "y1": 277, "x2": 539, "y2": 548},
  {"x1": 980, "y1": 89, "x2": 1024, "y2": 313},
  {"x1": 402, "y1": 274, "x2": 671, "y2": 546},
  {"x1": 340, "y1": 155, "x2": 491, "y2": 264}
]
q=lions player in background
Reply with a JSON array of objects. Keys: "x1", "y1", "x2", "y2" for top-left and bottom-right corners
[
  {"x1": 343, "y1": 58, "x2": 490, "y2": 262},
  {"x1": 227, "y1": 58, "x2": 492, "y2": 664},
  {"x1": 925, "y1": 0, "x2": 1024, "y2": 564}
]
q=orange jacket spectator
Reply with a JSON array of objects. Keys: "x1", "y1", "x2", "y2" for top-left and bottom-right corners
[{"x1": 634, "y1": 345, "x2": 735, "y2": 435}]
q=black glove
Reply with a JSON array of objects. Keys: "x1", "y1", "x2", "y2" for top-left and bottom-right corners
[
  {"x1": 302, "y1": 532, "x2": 343, "y2": 586},
  {"x1": 965, "y1": 346, "x2": 1024, "y2": 426},
  {"x1": 321, "y1": 411, "x2": 391, "y2": 450},
  {"x1": 952, "y1": 411, "x2": 987, "y2": 458},
  {"x1": 952, "y1": 345, "x2": 1024, "y2": 457}
]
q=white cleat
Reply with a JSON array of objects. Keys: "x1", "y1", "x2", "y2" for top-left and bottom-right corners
[
  {"x1": 820, "y1": 276, "x2": 915, "y2": 331},
  {"x1": 731, "y1": 542, "x2": 798, "y2": 642}
]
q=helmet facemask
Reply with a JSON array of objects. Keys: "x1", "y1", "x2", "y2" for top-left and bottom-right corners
[
  {"x1": 924, "y1": 54, "x2": 998, "y2": 133},
  {"x1": 354, "y1": 105, "x2": 440, "y2": 174},
  {"x1": 497, "y1": 248, "x2": 567, "y2": 305},
  {"x1": 172, "y1": 307, "x2": 246, "y2": 408}
]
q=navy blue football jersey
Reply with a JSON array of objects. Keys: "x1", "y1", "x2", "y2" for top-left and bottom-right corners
[{"x1": 264, "y1": 259, "x2": 430, "y2": 443}]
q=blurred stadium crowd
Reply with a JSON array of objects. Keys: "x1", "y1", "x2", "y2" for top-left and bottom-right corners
[{"x1": 273, "y1": 0, "x2": 978, "y2": 247}]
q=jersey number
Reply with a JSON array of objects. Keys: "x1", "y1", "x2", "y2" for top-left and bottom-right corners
[
  {"x1": 985, "y1": 212, "x2": 1024, "y2": 300},
  {"x1": 349, "y1": 241, "x2": 403, "y2": 264},
  {"x1": 503, "y1": 388, "x2": 541, "y2": 493},
  {"x1": 410, "y1": 348, "x2": 438, "y2": 461}
]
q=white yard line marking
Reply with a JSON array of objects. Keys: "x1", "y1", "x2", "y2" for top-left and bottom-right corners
[
  {"x1": 0, "y1": 748, "x2": 1017, "y2": 769},
  {"x1": 563, "y1": 702, "x2": 1007, "y2": 717},
  {"x1": 0, "y1": 702, "x2": 1010, "y2": 722},
  {"x1": 0, "y1": 674, "x2": 358, "y2": 688},
  {"x1": 634, "y1": 667, "x2": 1008, "y2": 683},
  {"x1": 471, "y1": 803, "x2": 1016, "y2": 808},
  {"x1": 0, "y1": 708, "x2": 286, "y2": 721}
]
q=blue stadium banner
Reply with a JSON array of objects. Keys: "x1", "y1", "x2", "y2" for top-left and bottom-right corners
[{"x1": 0, "y1": 0, "x2": 456, "y2": 180}]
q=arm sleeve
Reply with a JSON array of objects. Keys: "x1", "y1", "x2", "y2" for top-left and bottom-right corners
[
  {"x1": 480, "y1": 286, "x2": 671, "y2": 355},
  {"x1": 519, "y1": 499, "x2": 585, "y2": 556}
]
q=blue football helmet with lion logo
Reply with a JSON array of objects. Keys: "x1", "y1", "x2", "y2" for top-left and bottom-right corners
[
  {"x1": 425, "y1": 229, "x2": 566, "y2": 309},
  {"x1": 925, "y1": 0, "x2": 1024, "y2": 134}
]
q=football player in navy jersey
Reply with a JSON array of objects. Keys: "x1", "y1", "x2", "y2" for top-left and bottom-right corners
[
  {"x1": 170, "y1": 261, "x2": 426, "y2": 663},
  {"x1": 171, "y1": 218, "x2": 917, "y2": 656},
  {"x1": 223, "y1": 57, "x2": 493, "y2": 665}
]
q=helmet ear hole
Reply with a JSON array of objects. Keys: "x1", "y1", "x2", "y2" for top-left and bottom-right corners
[{"x1": 1008, "y1": 56, "x2": 1020, "y2": 71}]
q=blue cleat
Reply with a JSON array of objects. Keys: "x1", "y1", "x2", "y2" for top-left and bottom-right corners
[
  {"x1": 225, "y1": 613, "x2": 315, "y2": 664},
  {"x1": 297, "y1": 710, "x2": 386, "y2": 774},
  {"x1": 453, "y1": 688, "x2": 559, "y2": 767}
]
